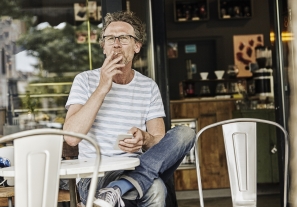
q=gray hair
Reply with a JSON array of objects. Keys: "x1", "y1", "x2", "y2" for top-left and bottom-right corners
[{"x1": 99, "y1": 11, "x2": 146, "y2": 48}]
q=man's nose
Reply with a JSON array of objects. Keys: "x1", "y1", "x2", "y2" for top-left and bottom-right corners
[{"x1": 114, "y1": 37, "x2": 121, "y2": 45}]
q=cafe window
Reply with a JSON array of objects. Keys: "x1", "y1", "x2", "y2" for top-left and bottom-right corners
[
  {"x1": 0, "y1": 0, "x2": 105, "y2": 130},
  {"x1": 1, "y1": 0, "x2": 155, "y2": 132}
]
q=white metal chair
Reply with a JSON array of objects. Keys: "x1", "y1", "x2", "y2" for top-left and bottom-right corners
[
  {"x1": 194, "y1": 118, "x2": 289, "y2": 207},
  {"x1": 0, "y1": 146, "x2": 14, "y2": 207},
  {"x1": 0, "y1": 129, "x2": 100, "y2": 207}
]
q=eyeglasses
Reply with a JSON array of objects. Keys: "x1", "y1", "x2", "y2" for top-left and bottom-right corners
[{"x1": 103, "y1": 35, "x2": 138, "y2": 45}]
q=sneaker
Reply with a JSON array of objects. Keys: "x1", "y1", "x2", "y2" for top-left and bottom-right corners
[{"x1": 93, "y1": 186, "x2": 125, "y2": 207}]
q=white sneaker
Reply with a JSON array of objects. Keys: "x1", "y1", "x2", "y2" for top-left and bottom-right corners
[{"x1": 93, "y1": 186, "x2": 125, "y2": 207}]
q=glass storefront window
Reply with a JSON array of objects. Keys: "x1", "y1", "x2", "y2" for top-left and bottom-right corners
[
  {"x1": 0, "y1": 0, "x2": 154, "y2": 131},
  {"x1": 0, "y1": 0, "x2": 104, "y2": 130}
]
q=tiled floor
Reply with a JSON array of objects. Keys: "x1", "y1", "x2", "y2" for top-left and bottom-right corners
[
  {"x1": 59, "y1": 194, "x2": 281, "y2": 207},
  {"x1": 58, "y1": 184, "x2": 282, "y2": 207},
  {"x1": 177, "y1": 183, "x2": 281, "y2": 207},
  {"x1": 177, "y1": 194, "x2": 281, "y2": 207}
]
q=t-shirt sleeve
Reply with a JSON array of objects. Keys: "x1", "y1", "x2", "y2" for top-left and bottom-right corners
[
  {"x1": 65, "y1": 72, "x2": 89, "y2": 110},
  {"x1": 146, "y1": 82, "x2": 166, "y2": 121}
]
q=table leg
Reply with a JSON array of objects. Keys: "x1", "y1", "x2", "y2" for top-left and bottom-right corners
[
  {"x1": 8, "y1": 197, "x2": 13, "y2": 207},
  {"x1": 69, "y1": 179, "x2": 77, "y2": 207}
]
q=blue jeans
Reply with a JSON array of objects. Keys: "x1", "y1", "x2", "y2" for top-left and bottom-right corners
[{"x1": 78, "y1": 125, "x2": 196, "y2": 206}]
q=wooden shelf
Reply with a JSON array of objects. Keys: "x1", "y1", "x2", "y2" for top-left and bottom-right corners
[
  {"x1": 183, "y1": 77, "x2": 248, "y2": 83},
  {"x1": 179, "y1": 78, "x2": 248, "y2": 99},
  {"x1": 177, "y1": 164, "x2": 196, "y2": 170},
  {"x1": 218, "y1": 0, "x2": 252, "y2": 20},
  {"x1": 174, "y1": 0, "x2": 209, "y2": 22}
]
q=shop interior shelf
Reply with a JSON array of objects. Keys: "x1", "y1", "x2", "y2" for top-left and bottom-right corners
[
  {"x1": 218, "y1": 0, "x2": 252, "y2": 20},
  {"x1": 174, "y1": 0, "x2": 209, "y2": 22}
]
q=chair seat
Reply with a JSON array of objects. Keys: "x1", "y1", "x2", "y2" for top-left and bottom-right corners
[
  {"x1": 235, "y1": 200, "x2": 256, "y2": 206},
  {"x1": 0, "y1": 187, "x2": 14, "y2": 197}
]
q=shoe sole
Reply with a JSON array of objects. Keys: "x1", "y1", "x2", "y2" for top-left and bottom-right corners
[{"x1": 93, "y1": 199, "x2": 113, "y2": 207}]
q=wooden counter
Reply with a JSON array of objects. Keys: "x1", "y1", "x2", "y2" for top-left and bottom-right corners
[{"x1": 171, "y1": 98, "x2": 237, "y2": 190}]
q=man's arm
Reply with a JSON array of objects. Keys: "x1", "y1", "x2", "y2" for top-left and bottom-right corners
[
  {"x1": 63, "y1": 53, "x2": 125, "y2": 146},
  {"x1": 63, "y1": 89, "x2": 107, "y2": 146},
  {"x1": 142, "y1": 117, "x2": 165, "y2": 150}
]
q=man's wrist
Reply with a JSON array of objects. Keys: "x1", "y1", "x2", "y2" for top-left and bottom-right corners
[
  {"x1": 142, "y1": 132, "x2": 157, "y2": 150},
  {"x1": 94, "y1": 86, "x2": 109, "y2": 98}
]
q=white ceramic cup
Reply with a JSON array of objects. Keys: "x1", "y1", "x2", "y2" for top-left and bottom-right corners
[
  {"x1": 200, "y1": 72, "x2": 209, "y2": 80},
  {"x1": 214, "y1": 70, "x2": 225, "y2": 79}
]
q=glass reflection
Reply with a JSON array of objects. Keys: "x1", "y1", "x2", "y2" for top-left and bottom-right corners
[
  {"x1": 0, "y1": 0, "x2": 153, "y2": 131},
  {"x1": 0, "y1": 0, "x2": 104, "y2": 130}
]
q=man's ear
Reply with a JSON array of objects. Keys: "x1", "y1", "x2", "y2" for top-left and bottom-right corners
[{"x1": 134, "y1": 42, "x2": 142, "y2": 54}]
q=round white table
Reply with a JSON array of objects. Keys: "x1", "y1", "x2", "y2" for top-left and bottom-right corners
[
  {"x1": 0, "y1": 156, "x2": 140, "y2": 207},
  {"x1": 0, "y1": 156, "x2": 140, "y2": 178}
]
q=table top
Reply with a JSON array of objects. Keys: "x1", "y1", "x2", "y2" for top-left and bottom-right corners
[{"x1": 0, "y1": 156, "x2": 140, "y2": 179}]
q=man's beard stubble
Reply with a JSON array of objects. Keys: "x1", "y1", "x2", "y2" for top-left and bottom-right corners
[{"x1": 113, "y1": 51, "x2": 132, "y2": 65}]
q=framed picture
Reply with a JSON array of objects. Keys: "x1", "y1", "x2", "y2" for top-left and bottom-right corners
[
  {"x1": 76, "y1": 31, "x2": 98, "y2": 44},
  {"x1": 88, "y1": 1, "x2": 98, "y2": 21},
  {"x1": 74, "y1": 3, "x2": 87, "y2": 21},
  {"x1": 89, "y1": 31, "x2": 98, "y2": 43},
  {"x1": 167, "y1": 42, "x2": 178, "y2": 58},
  {"x1": 74, "y1": 1, "x2": 98, "y2": 21},
  {"x1": 97, "y1": 6, "x2": 102, "y2": 22},
  {"x1": 233, "y1": 34, "x2": 264, "y2": 77},
  {"x1": 76, "y1": 32, "x2": 87, "y2": 44},
  {"x1": 185, "y1": 44, "x2": 196, "y2": 53}
]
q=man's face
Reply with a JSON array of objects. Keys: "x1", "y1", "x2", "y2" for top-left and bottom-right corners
[{"x1": 102, "y1": 21, "x2": 141, "y2": 65}]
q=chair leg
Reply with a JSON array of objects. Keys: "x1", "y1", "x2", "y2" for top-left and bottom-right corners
[
  {"x1": 7, "y1": 197, "x2": 13, "y2": 207},
  {"x1": 76, "y1": 185, "x2": 81, "y2": 204},
  {"x1": 68, "y1": 179, "x2": 77, "y2": 207}
]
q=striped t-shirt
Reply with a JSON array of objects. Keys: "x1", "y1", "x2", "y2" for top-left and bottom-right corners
[{"x1": 65, "y1": 68, "x2": 165, "y2": 158}]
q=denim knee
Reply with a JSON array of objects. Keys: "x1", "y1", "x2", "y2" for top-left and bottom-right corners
[
  {"x1": 167, "y1": 125, "x2": 196, "y2": 148},
  {"x1": 138, "y1": 178, "x2": 167, "y2": 207}
]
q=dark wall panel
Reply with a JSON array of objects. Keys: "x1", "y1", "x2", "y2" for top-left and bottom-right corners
[{"x1": 168, "y1": 39, "x2": 217, "y2": 99}]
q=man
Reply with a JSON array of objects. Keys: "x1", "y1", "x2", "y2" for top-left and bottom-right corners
[{"x1": 63, "y1": 11, "x2": 196, "y2": 207}]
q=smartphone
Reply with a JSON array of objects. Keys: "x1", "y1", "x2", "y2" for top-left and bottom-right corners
[{"x1": 113, "y1": 134, "x2": 133, "y2": 150}]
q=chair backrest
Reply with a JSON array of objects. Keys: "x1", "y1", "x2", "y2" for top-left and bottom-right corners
[
  {"x1": 0, "y1": 129, "x2": 100, "y2": 207},
  {"x1": 15, "y1": 133, "x2": 63, "y2": 207},
  {"x1": 0, "y1": 146, "x2": 14, "y2": 186},
  {"x1": 194, "y1": 118, "x2": 288, "y2": 207}
]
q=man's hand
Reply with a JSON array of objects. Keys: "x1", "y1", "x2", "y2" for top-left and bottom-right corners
[
  {"x1": 118, "y1": 118, "x2": 165, "y2": 152},
  {"x1": 118, "y1": 127, "x2": 144, "y2": 153},
  {"x1": 98, "y1": 51, "x2": 125, "y2": 94}
]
